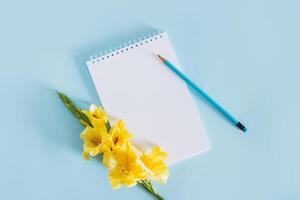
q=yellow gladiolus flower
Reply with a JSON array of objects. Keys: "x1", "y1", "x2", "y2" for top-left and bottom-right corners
[
  {"x1": 140, "y1": 146, "x2": 169, "y2": 183},
  {"x1": 109, "y1": 120, "x2": 132, "y2": 150},
  {"x1": 80, "y1": 126, "x2": 111, "y2": 160},
  {"x1": 105, "y1": 144, "x2": 149, "y2": 189},
  {"x1": 102, "y1": 120, "x2": 132, "y2": 166},
  {"x1": 81, "y1": 104, "x2": 108, "y2": 129},
  {"x1": 57, "y1": 93, "x2": 168, "y2": 200}
]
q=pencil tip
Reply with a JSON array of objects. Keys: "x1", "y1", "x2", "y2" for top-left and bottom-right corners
[
  {"x1": 157, "y1": 54, "x2": 165, "y2": 62},
  {"x1": 236, "y1": 122, "x2": 247, "y2": 133}
]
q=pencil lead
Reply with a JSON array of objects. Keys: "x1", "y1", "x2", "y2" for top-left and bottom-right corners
[{"x1": 157, "y1": 54, "x2": 165, "y2": 62}]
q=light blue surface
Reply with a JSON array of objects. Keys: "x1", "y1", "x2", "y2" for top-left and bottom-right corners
[{"x1": 0, "y1": 0, "x2": 299, "y2": 199}]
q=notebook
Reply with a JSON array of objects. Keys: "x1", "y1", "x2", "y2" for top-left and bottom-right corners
[{"x1": 86, "y1": 32, "x2": 210, "y2": 165}]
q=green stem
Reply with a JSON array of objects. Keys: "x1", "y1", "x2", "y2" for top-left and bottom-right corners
[{"x1": 139, "y1": 180, "x2": 165, "y2": 200}]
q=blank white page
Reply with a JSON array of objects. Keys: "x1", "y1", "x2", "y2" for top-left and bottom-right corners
[{"x1": 87, "y1": 32, "x2": 210, "y2": 165}]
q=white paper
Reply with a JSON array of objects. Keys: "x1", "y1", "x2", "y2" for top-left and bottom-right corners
[{"x1": 87, "y1": 32, "x2": 211, "y2": 165}]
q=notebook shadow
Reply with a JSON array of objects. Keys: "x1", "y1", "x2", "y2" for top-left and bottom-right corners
[{"x1": 72, "y1": 24, "x2": 161, "y2": 105}]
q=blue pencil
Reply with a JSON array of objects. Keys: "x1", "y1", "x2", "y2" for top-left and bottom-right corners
[{"x1": 158, "y1": 54, "x2": 247, "y2": 132}]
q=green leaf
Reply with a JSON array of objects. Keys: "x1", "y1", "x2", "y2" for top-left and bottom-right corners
[
  {"x1": 57, "y1": 91, "x2": 93, "y2": 127},
  {"x1": 58, "y1": 92, "x2": 79, "y2": 117},
  {"x1": 57, "y1": 91, "x2": 68, "y2": 103},
  {"x1": 81, "y1": 111, "x2": 93, "y2": 127},
  {"x1": 66, "y1": 104, "x2": 82, "y2": 119},
  {"x1": 105, "y1": 121, "x2": 111, "y2": 132}
]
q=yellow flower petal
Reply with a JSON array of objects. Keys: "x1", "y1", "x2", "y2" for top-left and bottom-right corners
[
  {"x1": 89, "y1": 104, "x2": 107, "y2": 120},
  {"x1": 103, "y1": 151, "x2": 115, "y2": 169},
  {"x1": 81, "y1": 104, "x2": 108, "y2": 130},
  {"x1": 80, "y1": 126, "x2": 111, "y2": 158},
  {"x1": 109, "y1": 119, "x2": 132, "y2": 150},
  {"x1": 106, "y1": 144, "x2": 149, "y2": 188},
  {"x1": 140, "y1": 146, "x2": 169, "y2": 183},
  {"x1": 82, "y1": 151, "x2": 90, "y2": 160}
]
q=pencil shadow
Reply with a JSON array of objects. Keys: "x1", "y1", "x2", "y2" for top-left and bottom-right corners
[{"x1": 72, "y1": 23, "x2": 161, "y2": 105}]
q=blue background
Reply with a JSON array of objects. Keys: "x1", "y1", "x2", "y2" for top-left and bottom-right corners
[{"x1": 0, "y1": 0, "x2": 299, "y2": 199}]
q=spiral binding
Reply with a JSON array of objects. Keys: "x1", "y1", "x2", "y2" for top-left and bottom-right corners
[{"x1": 90, "y1": 31, "x2": 164, "y2": 63}]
